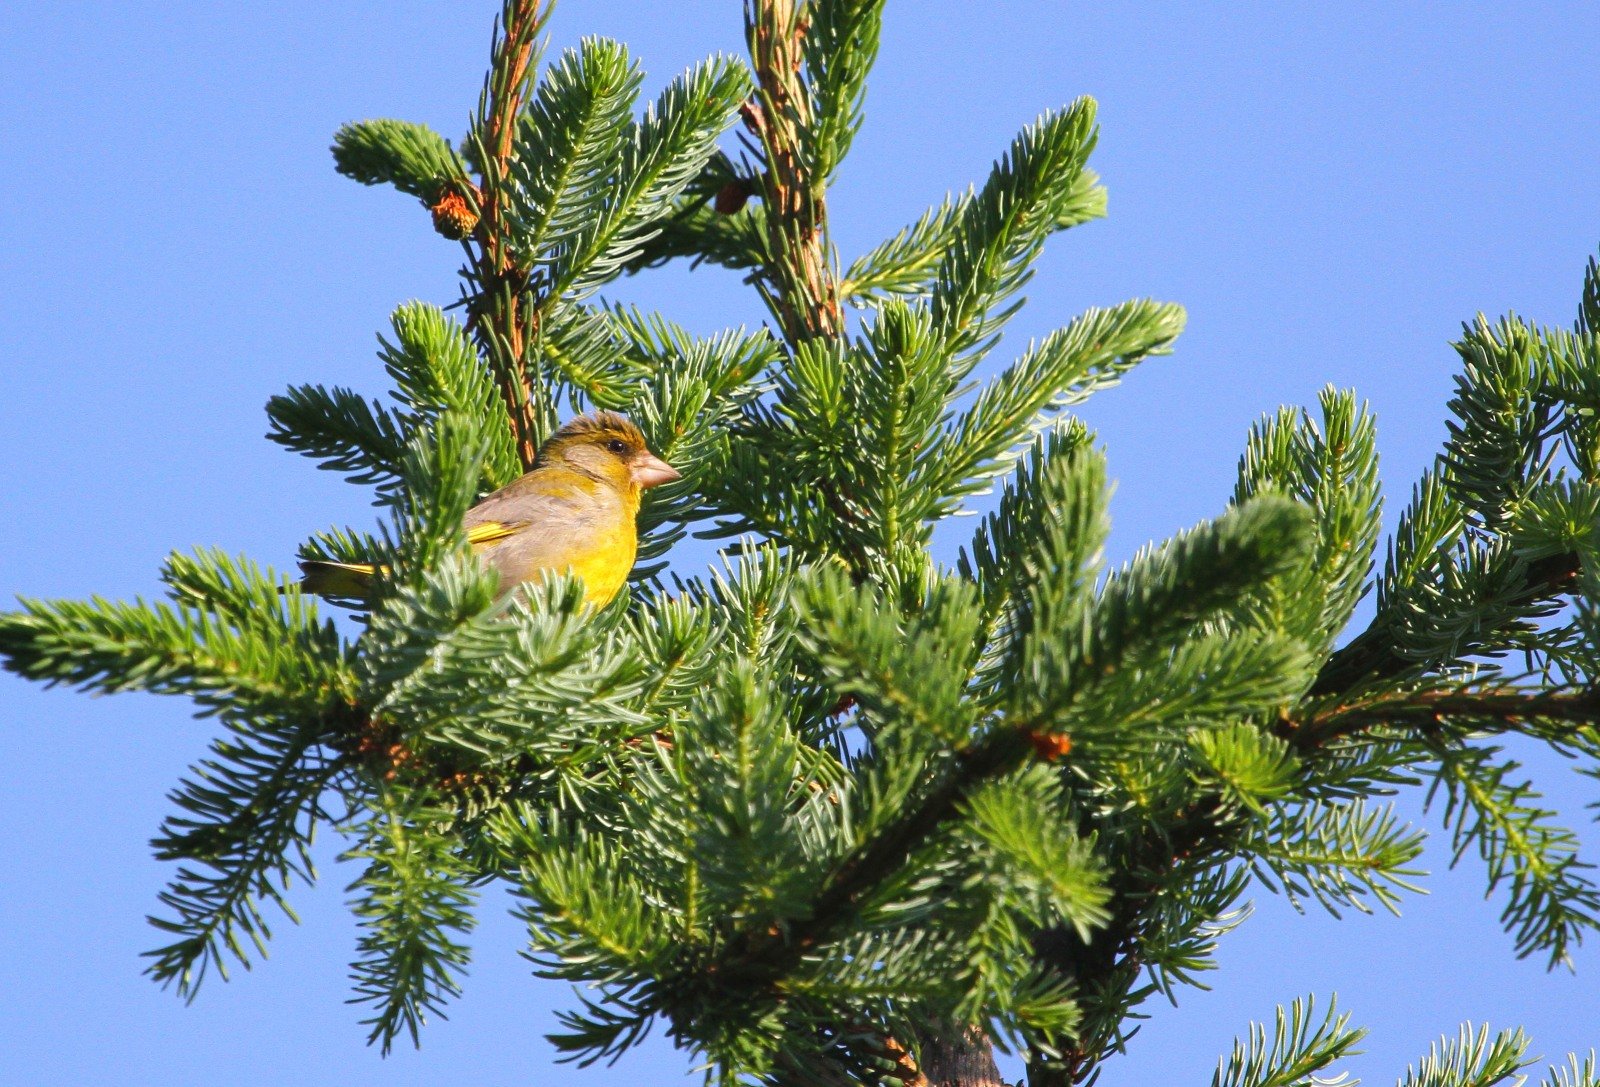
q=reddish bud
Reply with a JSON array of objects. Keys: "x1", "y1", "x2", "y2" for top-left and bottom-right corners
[
  {"x1": 429, "y1": 188, "x2": 479, "y2": 240},
  {"x1": 1025, "y1": 729, "x2": 1073, "y2": 762}
]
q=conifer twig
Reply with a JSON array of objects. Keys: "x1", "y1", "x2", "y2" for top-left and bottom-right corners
[
  {"x1": 1031, "y1": 677, "x2": 1600, "y2": 1085},
  {"x1": 1308, "y1": 551, "x2": 1584, "y2": 697},
  {"x1": 744, "y1": 0, "x2": 842, "y2": 342},
  {"x1": 714, "y1": 725, "x2": 1035, "y2": 990},
  {"x1": 1293, "y1": 686, "x2": 1600, "y2": 748},
  {"x1": 711, "y1": 721, "x2": 1033, "y2": 1085},
  {"x1": 468, "y1": 0, "x2": 548, "y2": 470}
]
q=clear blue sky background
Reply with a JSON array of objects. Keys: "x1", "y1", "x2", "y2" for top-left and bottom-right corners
[{"x1": 3, "y1": 3, "x2": 1599, "y2": 1084}]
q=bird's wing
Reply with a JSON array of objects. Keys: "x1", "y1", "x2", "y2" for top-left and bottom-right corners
[
  {"x1": 465, "y1": 520, "x2": 526, "y2": 548},
  {"x1": 464, "y1": 474, "x2": 617, "y2": 557},
  {"x1": 466, "y1": 470, "x2": 582, "y2": 524}
]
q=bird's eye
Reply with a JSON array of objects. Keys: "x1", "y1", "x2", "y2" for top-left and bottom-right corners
[{"x1": 606, "y1": 438, "x2": 627, "y2": 455}]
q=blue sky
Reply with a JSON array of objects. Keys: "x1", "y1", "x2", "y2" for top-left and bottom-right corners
[{"x1": 3, "y1": 3, "x2": 1599, "y2": 1084}]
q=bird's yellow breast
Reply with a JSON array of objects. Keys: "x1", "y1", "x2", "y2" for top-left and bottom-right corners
[{"x1": 562, "y1": 530, "x2": 638, "y2": 607}]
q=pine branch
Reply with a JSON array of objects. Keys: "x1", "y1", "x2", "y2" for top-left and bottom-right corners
[
  {"x1": 0, "y1": 548, "x2": 364, "y2": 998},
  {"x1": 710, "y1": 719, "x2": 1040, "y2": 992},
  {"x1": 622, "y1": 194, "x2": 772, "y2": 275},
  {"x1": 930, "y1": 300, "x2": 1185, "y2": 508},
  {"x1": 1019, "y1": 497, "x2": 1314, "y2": 724},
  {"x1": 796, "y1": 569, "x2": 986, "y2": 748},
  {"x1": 544, "y1": 990, "x2": 657, "y2": 1070},
  {"x1": 1035, "y1": 672, "x2": 1593, "y2": 1081},
  {"x1": 1298, "y1": 687, "x2": 1600, "y2": 748},
  {"x1": 1544, "y1": 1051, "x2": 1600, "y2": 1087},
  {"x1": 1033, "y1": 670, "x2": 1597, "y2": 1085},
  {"x1": 505, "y1": 36, "x2": 640, "y2": 265},
  {"x1": 379, "y1": 301, "x2": 522, "y2": 490},
  {"x1": 616, "y1": 152, "x2": 772, "y2": 275},
  {"x1": 1310, "y1": 542, "x2": 1582, "y2": 698},
  {"x1": 1310, "y1": 314, "x2": 1589, "y2": 697},
  {"x1": 266, "y1": 383, "x2": 409, "y2": 499},
  {"x1": 1190, "y1": 724, "x2": 1301, "y2": 818},
  {"x1": 295, "y1": 524, "x2": 386, "y2": 570},
  {"x1": 801, "y1": 0, "x2": 886, "y2": 184},
  {"x1": 1210, "y1": 995, "x2": 1364, "y2": 1087},
  {"x1": 961, "y1": 768, "x2": 1111, "y2": 938},
  {"x1": 377, "y1": 408, "x2": 497, "y2": 589},
  {"x1": 545, "y1": 56, "x2": 752, "y2": 303},
  {"x1": 145, "y1": 722, "x2": 346, "y2": 997},
  {"x1": 929, "y1": 100, "x2": 1099, "y2": 373},
  {"x1": 1442, "y1": 316, "x2": 1555, "y2": 532},
  {"x1": 1425, "y1": 740, "x2": 1600, "y2": 967},
  {"x1": 1232, "y1": 388, "x2": 1384, "y2": 654},
  {"x1": 331, "y1": 118, "x2": 467, "y2": 200},
  {"x1": 664, "y1": 661, "x2": 837, "y2": 924},
  {"x1": 1578, "y1": 252, "x2": 1600, "y2": 338},
  {"x1": 1242, "y1": 798, "x2": 1427, "y2": 917},
  {"x1": 710, "y1": 498, "x2": 1310, "y2": 1021},
  {"x1": 357, "y1": 568, "x2": 649, "y2": 772},
  {"x1": 0, "y1": 585, "x2": 351, "y2": 720},
  {"x1": 848, "y1": 300, "x2": 953, "y2": 560},
  {"x1": 841, "y1": 168, "x2": 1105, "y2": 308},
  {"x1": 1398, "y1": 1024, "x2": 1532, "y2": 1087},
  {"x1": 346, "y1": 788, "x2": 478, "y2": 1054},
  {"x1": 961, "y1": 424, "x2": 1099, "y2": 682}
]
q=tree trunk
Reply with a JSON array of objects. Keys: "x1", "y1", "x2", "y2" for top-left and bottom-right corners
[{"x1": 915, "y1": 1027, "x2": 1006, "y2": 1087}]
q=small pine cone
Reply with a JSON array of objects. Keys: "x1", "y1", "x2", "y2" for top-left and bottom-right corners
[
  {"x1": 738, "y1": 97, "x2": 766, "y2": 137},
  {"x1": 714, "y1": 179, "x2": 752, "y2": 215},
  {"x1": 429, "y1": 188, "x2": 479, "y2": 240}
]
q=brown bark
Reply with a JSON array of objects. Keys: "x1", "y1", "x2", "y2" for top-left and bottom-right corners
[
  {"x1": 744, "y1": 0, "x2": 842, "y2": 343},
  {"x1": 913, "y1": 1027, "x2": 1006, "y2": 1087}
]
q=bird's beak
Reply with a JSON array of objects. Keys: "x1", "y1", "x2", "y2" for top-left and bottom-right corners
[{"x1": 630, "y1": 452, "x2": 682, "y2": 489}]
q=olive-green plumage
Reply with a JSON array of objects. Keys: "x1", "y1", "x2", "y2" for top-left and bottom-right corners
[{"x1": 298, "y1": 413, "x2": 680, "y2": 607}]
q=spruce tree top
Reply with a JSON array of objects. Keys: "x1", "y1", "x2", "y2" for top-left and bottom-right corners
[{"x1": 4, "y1": 4, "x2": 1600, "y2": 1086}]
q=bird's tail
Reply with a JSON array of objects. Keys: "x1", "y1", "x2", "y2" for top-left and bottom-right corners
[{"x1": 297, "y1": 559, "x2": 380, "y2": 599}]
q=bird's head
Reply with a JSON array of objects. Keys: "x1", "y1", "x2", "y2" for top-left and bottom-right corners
[{"x1": 538, "y1": 412, "x2": 681, "y2": 494}]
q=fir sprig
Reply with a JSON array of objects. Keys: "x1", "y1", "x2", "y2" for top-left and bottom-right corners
[
  {"x1": 144, "y1": 717, "x2": 345, "y2": 998},
  {"x1": 1398, "y1": 1024, "x2": 1533, "y2": 1087},
  {"x1": 346, "y1": 789, "x2": 478, "y2": 1053},
  {"x1": 1426, "y1": 739, "x2": 1600, "y2": 967},
  {"x1": 1210, "y1": 995, "x2": 1364, "y2": 1087}
]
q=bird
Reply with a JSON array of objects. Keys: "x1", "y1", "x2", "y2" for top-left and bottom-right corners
[{"x1": 298, "y1": 412, "x2": 680, "y2": 608}]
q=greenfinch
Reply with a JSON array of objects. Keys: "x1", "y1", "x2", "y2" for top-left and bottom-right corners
[{"x1": 298, "y1": 412, "x2": 680, "y2": 607}]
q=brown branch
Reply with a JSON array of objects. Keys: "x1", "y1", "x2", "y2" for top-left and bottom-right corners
[
  {"x1": 745, "y1": 0, "x2": 842, "y2": 343},
  {"x1": 912, "y1": 1025, "x2": 1005, "y2": 1087},
  {"x1": 742, "y1": 0, "x2": 881, "y2": 589},
  {"x1": 1026, "y1": 799, "x2": 1229, "y2": 1087},
  {"x1": 1289, "y1": 685, "x2": 1600, "y2": 749},
  {"x1": 467, "y1": 0, "x2": 548, "y2": 471},
  {"x1": 881, "y1": 1032, "x2": 933, "y2": 1087}
]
